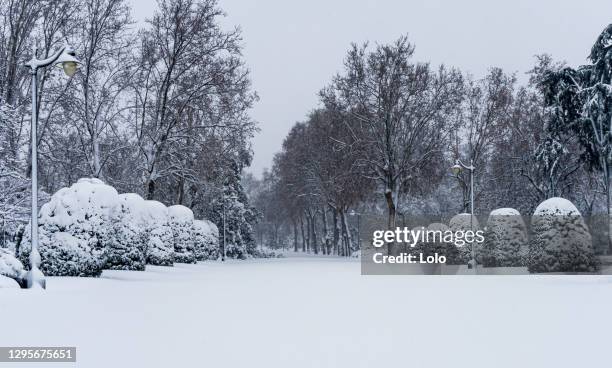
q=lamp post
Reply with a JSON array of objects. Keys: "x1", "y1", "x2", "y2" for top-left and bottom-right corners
[
  {"x1": 24, "y1": 43, "x2": 80, "y2": 289},
  {"x1": 451, "y1": 159, "x2": 476, "y2": 272}
]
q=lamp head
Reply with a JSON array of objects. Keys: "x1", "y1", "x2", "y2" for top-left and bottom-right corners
[
  {"x1": 451, "y1": 163, "x2": 462, "y2": 175},
  {"x1": 56, "y1": 45, "x2": 80, "y2": 77}
]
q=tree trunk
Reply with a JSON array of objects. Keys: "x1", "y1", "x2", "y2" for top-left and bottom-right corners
[
  {"x1": 333, "y1": 208, "x2": 340, "y2": 255},
  {"x1": 92, "y1": 134, "x2": 101, "y2": 177},
  {"x1": 384, "y1": 189, "x2": 397, "y2": 255},
  {"x1": 340, "y1": 209, "x2": 352, "y2": 256},
  {"x1": 146, "y1": 179, "x2": 155, "y2": 200},
  {"x1": 321, "y1": 208, "x2": 329, "y2": 255},
  {"x1": 305, "y1": 215, "x2": 310, "y2": 253},
  {"x1": 176, "y1": 176, "x2": 185, "y2": 205},
  {"x1": 310, "y1": 213, "x2": 318, "y2": 254},
  {"x1": 300, "y1": 217, "x2": 306, "y2": 252},
  {"x1": 293, "y1": 220, "x2": 299, "y2": 252}
]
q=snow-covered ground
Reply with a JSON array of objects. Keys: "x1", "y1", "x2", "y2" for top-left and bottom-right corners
[{"x1": 1, "y1": 255, "x2": 611, "y2": 368}]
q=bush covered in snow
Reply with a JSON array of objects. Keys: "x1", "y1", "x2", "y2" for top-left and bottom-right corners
[
  {"x1": 425, "y1": 222, "x2": 451, "y2": 258},
  {"x1": 0, "y1": 247, "x2": 25, "y2": 286},
  {"x1": 528, "y1": 197, "x2": 599, "y2": 273},
  {"x1": 192, "y1": 220, "x2": 219, "y2": 261},
  {"x1": 250, "y1": 247, "x2": 284, "y2": 258},
  {"x1": 447, "y1": 213, "x2": 480, "y2": 265},
  {"x1": 168, "y1": 205, "x2": 196, "y2": 264},
  {"x1": 142, "y1": 200, "x2": 174, "y2": 266},
  {"x1": 106, "y1": 193, "x2": 147, "y2": 270},
  {"x1": 481, "y1": 208, "x2": 528, "y2": 267},
  {"x1": 19, "y1": 178, "x2": 118, "y2": 277}
]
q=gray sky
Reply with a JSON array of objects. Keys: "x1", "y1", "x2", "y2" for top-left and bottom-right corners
[{"x1": 129, "y1": 0, "x2": 612, "y2": 178}]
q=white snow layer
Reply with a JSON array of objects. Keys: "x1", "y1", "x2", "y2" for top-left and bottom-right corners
[
  {"x1": 39, "y1": 178, "x2": 119, "y2": 229},
  {"x1": 489, "y1": 207, "x2": 521, "y2": 217},
  {"x1": 534, "y1": 197, "x2": 581, "y2": 216},
  {"x1": 0, "y1": 257, "x2": 610, "y2": 367},
  {"x1": 0, "y1": 274, "x2": 19, "y2": 288}
]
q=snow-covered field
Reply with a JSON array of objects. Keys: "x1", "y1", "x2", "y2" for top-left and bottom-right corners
[{"x1": 1, "y1": 255, "x2": 611, "y2": 368}]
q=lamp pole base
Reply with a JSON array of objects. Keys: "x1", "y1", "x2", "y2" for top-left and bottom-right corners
[{"x1": 26, "y1": 268, "x2": 46, "y2": 289}]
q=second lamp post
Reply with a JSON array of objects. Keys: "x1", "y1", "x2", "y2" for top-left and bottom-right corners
[{"x1": 451, "y1": 159, "x2": 476, "y2": 271}]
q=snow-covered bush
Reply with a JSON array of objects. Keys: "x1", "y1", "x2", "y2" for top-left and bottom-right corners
[
  {"x1": 425, "y1": 222, "x2": 451, "y2": 257},
  {"x1": 142, "y1": 200, "x2": 174, "y2": 266},
  {"x1": 481, "y1": 208, "x2": 528, "y2": 267},
  {"x1": 528, "y1": 197, "x2": 599, "y2": 273},
  {"x1": 106, "y1": 193, "x2": 147, "y2": 270},
  {"x1": 447, "y1": 213, "x2": 480, "y2": 265},
  {"x1": 409, "y1": 225, "x2": 427, "y2": 254},
  {"x1": 168, "y1": 205, "x2": 196, "y2": 264},
  {"x1": 19, "y1": 178, "x2": 118, "y2": 277},
  {"x1": 192, "y1": 219, "x2": 219, "y2": 261},
  {"x1": 0, "y1": 247, "x2": 25, "y2": 286},
  {"x1": 250, "y1": 247, "x2": 284, "y2": 258},
  {"x1": 0, "y1": 275, "x2": 20, "y2": 288}
]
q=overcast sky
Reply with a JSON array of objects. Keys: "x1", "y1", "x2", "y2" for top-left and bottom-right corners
[{"x1": 129, "y1": 0, "x2": 612, "y2": 177}]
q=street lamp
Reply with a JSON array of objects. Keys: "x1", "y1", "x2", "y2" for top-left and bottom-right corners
[
  {"x1": 24, "y1": 43, "x2": 80, "y2": 289},
  {"x1": 451, "y1": 159, "x2": 476, "y2": 271}
]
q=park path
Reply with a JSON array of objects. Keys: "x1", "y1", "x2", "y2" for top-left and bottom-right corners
[{"x1": 0, "y1": 255, "x2": 610, "y2": 368}]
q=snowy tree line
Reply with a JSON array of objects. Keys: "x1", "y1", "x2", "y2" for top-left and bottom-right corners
[
  {"x1": 249, "y1": 26, "x2": 612, "y2": 257},
  {"x1": 0, "y1": 0, "x2": 259, "y2": 257}
]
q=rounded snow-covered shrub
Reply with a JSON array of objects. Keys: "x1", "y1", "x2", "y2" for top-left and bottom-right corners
[
  {"x1": 0, "y1": 275, "x2": 20, "y2": 288},
  {"x1": 408, "y1": 225, "x2": 427, "y2": 254},
  {"x1": 19, "y1": 178, "x2": 118, "y2": 277},
  {"x1": 106, "y1": 193, "x2": 147, "y2": 270},
  {"x1": 142, "y1": 200, "x2": 174, "y2": 266},
  {"x1": 1, "y1": 247, "x2": 25, "y2": 286},
  {"x1": 192, "y1": 220, "x2": 219, "y2": 261},
  {"x1": 529, "y1": 198, "x2": 598, "y2": 273},
  {"x1": 481, "y1": 208, "x2": 528, "y2": 267},
  {"x1": 168, "y1": 205, "x2": 196, "y2": 264},
  {"x1": 425, "y1": 222, "x2": 451, "y2": 257},
  {"x1": 447, "y1": 213, "x2": 480, "y2": 265}
]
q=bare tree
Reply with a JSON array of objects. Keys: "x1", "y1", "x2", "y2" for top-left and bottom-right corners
[{"x1": 321, "y1": 37, "x2": 463, "y2": 253}]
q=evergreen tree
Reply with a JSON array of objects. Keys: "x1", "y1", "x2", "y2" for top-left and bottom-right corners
[{"x1": 541, "y1": 24, "x2": 612, "y2": 247}]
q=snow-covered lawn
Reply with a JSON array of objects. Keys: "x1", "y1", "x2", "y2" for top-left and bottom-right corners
[{"x1": 1, "y1": 255, "x2": 610, "y2": 368}]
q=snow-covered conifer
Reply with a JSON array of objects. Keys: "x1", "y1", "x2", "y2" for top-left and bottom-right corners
[
  {"x1": 168, "y1": 205, "x2": 196, "y2": 264},
  {"x1": 142, "y1": 200, "x2": 174, "y2": 266},
  {"x1": 425, "y1": 222, "x2": 450, "y2": 257},
  {"x1": 482, "y1": 208, "x2": 527, "y2": 267},
  {"x1": 106, "y1": 193, "x2": 147, "y2": 270},
  {"x1": 192, "y1": 219, "x2": 219, "y2": 261},
  {"x1": 0, "y1": 248, "x2": 25, "y2": 286},
  {"x1": 447, "y1": 213, "x2": 480, "y2": 265},
  {"x1": 19, "y1": 178, "x2": 118, "y2": 276},
  {"x1": 529, "y1": 198, "x2": 598, "y2": 273}
]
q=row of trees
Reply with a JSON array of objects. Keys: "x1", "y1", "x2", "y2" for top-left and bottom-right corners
[
  {"x1": 250, "y1": 27, "x2": 612, "y2": 256},
  {"x1": 0, "y1": 0, "x2": 259, "y2": 256}
]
